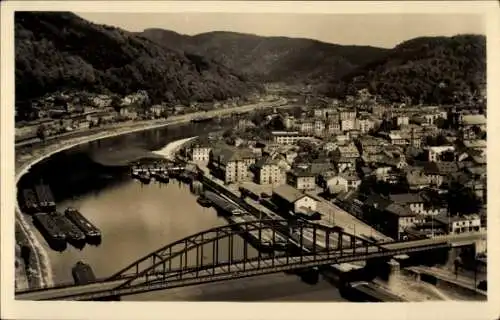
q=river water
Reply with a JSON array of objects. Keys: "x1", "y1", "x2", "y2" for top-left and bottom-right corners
[{"x1": 18, "y1": 119, "x2": 348, "y2": 301}]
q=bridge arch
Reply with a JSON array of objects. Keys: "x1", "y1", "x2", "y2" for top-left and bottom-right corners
[{"x1": 107, "y1": 219, "x2": 382, "y2": 291}]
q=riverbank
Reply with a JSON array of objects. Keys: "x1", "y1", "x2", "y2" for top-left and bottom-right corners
[
  {"x1": 14, "y1": 99, "x2": 287, "y2": 291},
  {"x1": 152, "y1": 137, "x2": 198, "y2": 160}
]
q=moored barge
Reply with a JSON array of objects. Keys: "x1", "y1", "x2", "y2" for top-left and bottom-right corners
[
  {"x1": 71, "y1": 261, "x2": 96, "y2": 285},
  {"x1": 22, "y1": 188, "x2": 40, "y2": 214},
  {"x1": 196, "y1": 196, "x2": 212, "y2": 207},
  {"x1": 34, "y1": 183, "x2": 56, "y2": 211},
  {"x1": 51, "y1": 212, "x2": 86, "y2": 249},
  {"x1": 64, "y1": 207, "x2": 102, "y2": 245},
  {"x1": 191, "y1": 115, "x2": 214, "y2": 123},
  {"x1": 32, "y1": 213, "x2": 67, "y2": 251},
  {"x1": 202, "y1": 190, "x2": 242, "y2": 216}
]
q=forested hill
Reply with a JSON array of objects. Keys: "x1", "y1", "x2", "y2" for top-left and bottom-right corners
[
  {"x1": 140, "y1": 29, "x2": 389, "y2": 84},
  {"x1": 15, "y1": 12, "x2": 261, "y2": 109},
  {"x1": 328, "y1": 34, "x2": 486, "y2": 104}
]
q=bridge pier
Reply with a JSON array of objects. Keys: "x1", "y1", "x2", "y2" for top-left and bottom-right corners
[
  {"x1": 474, "y1": 239, "x2": 487, "y2": 255},
  {"x1": 386, "y1": 259, "x2": 401, "y2": 287}
]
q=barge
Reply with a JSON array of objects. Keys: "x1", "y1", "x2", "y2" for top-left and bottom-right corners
[
  {"x1": 71, "y1": 261, "x2": 96, "y2": 285},
  {"x1": 51, "y1": 212, "x2": 86, "y2": 249},
  {"x1": 22, "y1": 188, "x2": 40, "y2": 214},
  {"x1": 191, "y1": 116, "x2": 214, "y2": 123},
  {"x1": 34, "y1": 183, "x2": 56, "y2": 211},
  {"x1": 71, "y1": 261, "x2": 120, "y2": 300},
  {"x1": 196, "y1": 196, "x2": 212, "y2": 207},
  {"x1": 203, "y1": 191, "x2": 243, "y2": 216},
  {"x1": 32, "y1": 213, "x2": 67, "y2": 251},
  {"x1": 64, "y1": 207, "x2": 102, "y2": 245}
]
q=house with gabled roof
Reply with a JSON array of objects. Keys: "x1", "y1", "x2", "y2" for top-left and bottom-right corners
[
  {"x1": 286, "y1": 168, "x2": 316, "y2": 191},
  {"x1": 271, "y1": 184, "x2": 320, "y2": 215},
  {"x1": 210, "y1": 144, "x2": 257, "y2": 184}
]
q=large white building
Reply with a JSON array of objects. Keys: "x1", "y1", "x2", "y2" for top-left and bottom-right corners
[
  {"x1": 190, "y1": 144, "x2": 212, "y2": 162},
  {"x1": 253, "y1": 158, "x2": 283, "y2": 185},
  {"x1": 272, "y1": 131, "x2": 313, "y2": 145},
  {"x1": 434, "y1": 214, "x2": 481, "y2": 234}
]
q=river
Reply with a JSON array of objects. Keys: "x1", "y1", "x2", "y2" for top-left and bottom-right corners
[{"x1": 17, "y1": 119, "x2": 348, "y2": 301}]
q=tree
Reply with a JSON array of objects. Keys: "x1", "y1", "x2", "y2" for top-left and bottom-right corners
[
  {"x1": 471, "y1": 125, "x2": 482, "y2": 136},
  {"x1": 425, "y1": 133, "x2": 448, "y2": 146},
  {"x1": 434, "y1": 117, "x2": 447, "y2": 129},
  {"x1": 266, "y1": 116, "x2": 285, "y2": 131},
  {"x1": 36, "y1": 124, "x2": 46, "y2": 141},
  {"x1": 447, "y1": 182, "x2": 482, "y2": 216},
  {"x1": 160, "y1": 110, "x2": 169, "y2": 119}
]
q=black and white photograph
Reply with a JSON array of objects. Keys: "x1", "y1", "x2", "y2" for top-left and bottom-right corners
[{"x1": 1, "y1": 1, "x2": 499, "y2": 320}]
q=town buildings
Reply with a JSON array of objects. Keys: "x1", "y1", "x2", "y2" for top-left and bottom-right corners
[{"x1": 204, "y1": 98, "x2": 486, "y2": 243}]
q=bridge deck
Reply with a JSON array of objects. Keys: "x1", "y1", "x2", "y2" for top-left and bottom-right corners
[{"x1": 15, "y1": 236, "x2": 459, "y2": 301}]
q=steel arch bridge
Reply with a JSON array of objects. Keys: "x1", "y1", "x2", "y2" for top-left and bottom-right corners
[
  {"x1": 107, "y1": 218, "x2": 381, "y2": 283},
  {"x1": 15, "y1": 219, "x2": 452, "y2": 301}
]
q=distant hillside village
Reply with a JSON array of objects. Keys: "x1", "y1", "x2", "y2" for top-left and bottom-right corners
[
  {"x1": 180, "y1": 89, "x2": 486, "y2": 242},
  {"x1": 14, "y1": 90, "x2": 279, "y2": 143}
]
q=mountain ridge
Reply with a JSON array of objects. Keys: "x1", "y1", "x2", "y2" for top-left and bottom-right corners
[
  {"x1": 139, "y1": 28, "x2": 390, "y2": 84},
  {"x1": 329, "y1": 34, "x2": 486, "y2": 104},
  {"x1": 15, "y1": 12, "x2": 262, "y2": 117}
]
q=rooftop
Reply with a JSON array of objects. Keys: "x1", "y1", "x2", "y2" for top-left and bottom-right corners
[
  {"x1": 272, "y1": 131, "x2": 300, "y2": 136},
  {"x1": 424, "y1": 161, "x2": 459, "y2": 175},
  {"x1": 289, "y1": 168, "x2": 315, "y2": 178},
  {"x1": 272, "y1": 184, "x2": 318, "y2": 204},
  {"x1": 428, "y1": 146, "x2": 455, "y2": 153},
  {"x1": 462, "y1": 114, "x2": 486, "y2": 126},
  {"x1": 463, "y1": 139, "x2": 487, "y2": 149},
  {"x1": 434, "y1": 214, "x2": 481, "y2": 224},
  {"x1": 212, "y1": 145, "x2": 256, "y2": 164},
  {"x1": 365, "y1": 194, "x2": 393, "y2": 211},
  {"x1": 389, "y1": 193, "x2": 424, "y2": 204},
  {"x1": 254, "y1": 157, "x2": 279, "y2": 169},
  {"x1": 339, "y1": 172, "x2": 361, "y2": 181},
  {"x1": 385, "y1": 203, "x2": 415, "y2": 217},
  {"x1": 389, "y1": 133, "x2": 403, "y2": 140}
]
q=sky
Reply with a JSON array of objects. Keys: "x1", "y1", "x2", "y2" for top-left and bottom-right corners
[{"x1": 76, "y1": 12, "x2": 485, "y2": 48}]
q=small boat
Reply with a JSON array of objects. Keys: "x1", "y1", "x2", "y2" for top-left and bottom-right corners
[
  {"x1": 197, "y1": 197, "x2": 212, "y2": 208},
  {"x1": 155, "y1": 172, "x2": 170, "y2": 183},
  {"x1": 178, "y1": 172, "x2": 192, "y2": 183},
  {"x1": 137, "y1": 172, "x2": 151, "y2": 184}
]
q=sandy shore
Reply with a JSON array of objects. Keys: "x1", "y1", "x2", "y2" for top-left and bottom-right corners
[
  {"x1": 152, "y1": 136, "x2": 198, "y2": 159},
  {"x1": 15, "y1": 100, "x2": 287, "y2": 291}
]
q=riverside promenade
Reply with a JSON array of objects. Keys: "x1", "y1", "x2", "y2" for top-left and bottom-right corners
[{"x1": 14, "y1": 98, "x2": 288, "y2": 291}]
